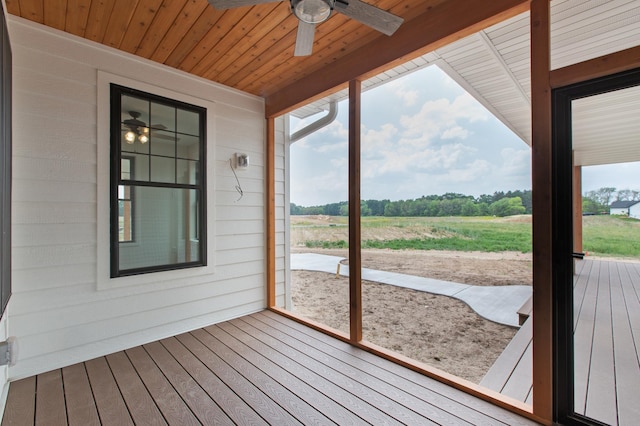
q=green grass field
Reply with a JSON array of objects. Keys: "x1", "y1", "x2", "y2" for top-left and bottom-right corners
[
  {"x1": 295, "y1": 214, "x2": 640, "y2": 258},
  {"x1": 583, "y1": 215, "x2": 640, "y2": 258}
]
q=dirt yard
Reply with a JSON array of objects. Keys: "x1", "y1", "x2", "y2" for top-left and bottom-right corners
[{"x1": 290, "y1": 247, "x2": 533, "y2": 383}]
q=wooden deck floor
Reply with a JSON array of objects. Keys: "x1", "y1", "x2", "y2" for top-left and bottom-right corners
[
  {"x1": 2, "y1": 310, "x2": 538, "y2": 425},
  {"x1": 481, "y1": 258, "x2": 640, "y2": 425}
]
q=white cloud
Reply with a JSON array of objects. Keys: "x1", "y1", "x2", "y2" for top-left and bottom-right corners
[
  {"x1": 362, "y1": 123, "x2": 399, "y2": 159},
  {"x1": 438, "y1": 159, "x2": 493, "y2": 184},
  {"x1": 441, "y1": 126, "x2": 470, "y2": 140},
  {"x1": 398, "y1": 93, "x2": 489, "y2": 147},
  {"x1": 500, "y1": 147, "x2": 530, "y2": 176},
  {"x1": 385, "y1": 78, "x2": 420, "y2": 107}
]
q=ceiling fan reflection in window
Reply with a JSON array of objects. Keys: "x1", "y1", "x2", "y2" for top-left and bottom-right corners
[
  {"x1": 207, "y1": 0, "x2": 404, "y2": 56},
  {"x1": 122, "y1": 111, "x2": 171, "y2": 145}
]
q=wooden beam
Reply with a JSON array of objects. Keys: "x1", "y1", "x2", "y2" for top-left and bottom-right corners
[
  {"x1": 348, "y1": 79, "x2": 362, "y2": 343},
  {"x1": 265, "y1": 0, "x2": 529, "y2": 117},
  {"x1": 530, "y1": 0, "x2": 553, "y2": 422},
  {"x1": 550, "y1": 45, "x2": 640, "y2": 89},
  {"x1": 266, "y1": 117, "x2": 276, "y2": 308}
]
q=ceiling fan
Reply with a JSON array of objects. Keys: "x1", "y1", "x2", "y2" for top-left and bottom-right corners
[
  {"x1": 207, "y1": 0, "x2": 404, "y2": 56},
  {"x1": 122, "y1": 111, "x2": 172, "y2": 145}
]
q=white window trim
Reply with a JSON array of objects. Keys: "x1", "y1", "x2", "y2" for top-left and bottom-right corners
[{"x1": 97, "y1": 71, "x2": 216, "y2": 290}]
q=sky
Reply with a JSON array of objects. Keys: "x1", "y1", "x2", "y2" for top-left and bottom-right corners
[{"x1": 289, "y1": 65, "x2": 640, "y2": 207}]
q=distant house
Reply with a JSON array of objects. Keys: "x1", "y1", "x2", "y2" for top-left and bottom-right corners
[{"x1": 610, "y1": 200, "x2": 640, "y2": 218}]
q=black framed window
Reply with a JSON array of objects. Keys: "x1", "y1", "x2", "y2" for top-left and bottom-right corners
[
  {"x1": 0, "y1": 4, "x2": 11, "y2": 316},
  {"x1": 110, "y1": 84, "x2": 206, "y2": 277}
]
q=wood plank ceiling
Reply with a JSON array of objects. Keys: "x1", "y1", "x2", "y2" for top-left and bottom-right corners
[{"x1": 5, "y1": 0, "x2": 445, "y2": 99}]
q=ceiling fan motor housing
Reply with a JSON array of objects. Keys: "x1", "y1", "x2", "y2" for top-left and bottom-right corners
[{"x1": 291, "y1": 0, "x2": 335, "y2": 24}]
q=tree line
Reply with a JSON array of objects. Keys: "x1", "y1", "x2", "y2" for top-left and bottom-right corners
[
  {"x1": 291, "y1": 190, "x2": 532, "y2": 217},
  {"x1": 291, "y1": 187, "x2": 640, "y2": 217},
  {"x1": 582, "y1": 187, "x2": 640, "y2": 214}
]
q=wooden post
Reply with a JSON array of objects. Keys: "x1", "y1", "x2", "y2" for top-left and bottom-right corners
[
  {"x1": 348, "y1": 79, "x2": 362, "y2": 343},
  {"x1": 530, "y1": 0, "x2": 553, "y2": 422}
]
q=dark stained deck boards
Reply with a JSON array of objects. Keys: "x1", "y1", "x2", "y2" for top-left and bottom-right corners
[
  {"x1": 255, "y1": 310, "x2": 537, "y2": 426},
  {"x1": 481, "y1": 259, "x2": 640, "y2": 426},
  {"x1": 142, "y1": 341, "x2": 232, "y2": 425},
  {"x1": 216, "y1": 319, "x2": 427, "y2": 425},
  {"x1": 125, "y1": 346, "x2": 201, "y2": 426},
  {"x1": 158, "y1": 336, "x2": 267, "y2": 425},
  {"x1": 2, "y1": 312, "x2": 539, "y2": 426},
  {"x1": 191, "y1": 327, "x2": 322, "y2": 425},
  {"x1": 61, "y1": 364, "x2": 101, "y2": 426},
  {"x1": 2, "y1": 376, "x2": 35, "y2": 426},
  {"x1": 35, "y1": 370, "x2": 67, "y2": 425},
  {"x1": 84, "y1": 357, "x2": 134, "y2": 426},
  {"x1": 104, "y1": 351, "x2": 167, "y2": 426},
  {"x1": 176, "y1": 331, "x2": 303, "y2": 425},
  {"x1": 233, "y1": 315, "x2": 454, "y2": 425},
  {"x1": 209, "y1": 322, "x2": 369, "y2": 425},
  {"x1": 220, "y1": 319, "x2": 429, "y2": 425}
]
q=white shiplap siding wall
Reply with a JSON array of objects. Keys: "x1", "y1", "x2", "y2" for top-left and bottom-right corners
[{"x1": 8, "y1": 17, "x2": 269, "y2": 379}]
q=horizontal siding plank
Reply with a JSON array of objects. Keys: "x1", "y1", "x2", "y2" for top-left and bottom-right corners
[
  {"x1": 11, "y1": 282, "x2": 266, "y2": 338},
  {"x1": 12, "y1": 46, "x2": 97, "y2": 84},
  {"x1": 13, "y1": 180, "x2": 96, "y2": 203},
  {"x1": 12, "y1": 202, "x2": 95, "y2": 225},
  {"x1": 13, "y1": 67, "x2": 96, "y2": 104},
  {"x1": 12, "y1": 223, "x2": 95, "y2": 248},
  {"x1": 13, "y1": 156, "x2": 96, "y2": 181},
  {"x1": 11, "y1": 264, "x2": 95, "y2": 293},
  {"x1": 12, "y1": 244, "x2": 96, "y2": 270},
  {"x1": 15, "y1": 90, "x2": 96, "y2": 124}
]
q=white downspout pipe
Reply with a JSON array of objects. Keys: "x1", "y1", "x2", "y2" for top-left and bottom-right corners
[{"x1": 290, "y1": 100, "x2": 338, "y2": 143}]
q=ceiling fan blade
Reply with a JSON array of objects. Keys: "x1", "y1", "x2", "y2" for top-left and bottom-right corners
[
  {"x1": 294, "y1": 21, "x2": 316, "y2": 56},
  {"x1": 207, "y1": 0, "x2": 279, "y2": 10},
  {"x1": 334, "y1": 0, "x2": 403, "y2": 36}
]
